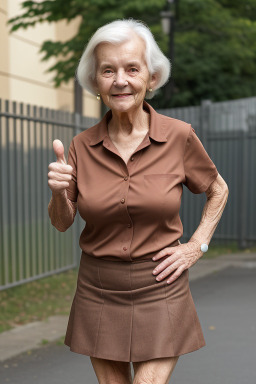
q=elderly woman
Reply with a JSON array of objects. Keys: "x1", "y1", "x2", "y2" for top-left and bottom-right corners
[{"x1": 48, "y1": 19, "x2": 228, "y2": 384}]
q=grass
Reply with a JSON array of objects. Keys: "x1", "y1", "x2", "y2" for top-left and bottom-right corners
[
  {"x1": 0, "y1": 269, "x2": 77, "y2": 334},
  {"x1": 0, "y1": 243, "x2": 255, "y2": 334}
]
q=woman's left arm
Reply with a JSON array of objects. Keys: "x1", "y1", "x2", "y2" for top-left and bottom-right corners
[{"x1": 152, "y1": 173, "x2": 229, "y2": 284}]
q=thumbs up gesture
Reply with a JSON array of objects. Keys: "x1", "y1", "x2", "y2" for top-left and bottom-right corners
[{"x1": 48, "y1": 140, "x2": 73, "y2": 195}]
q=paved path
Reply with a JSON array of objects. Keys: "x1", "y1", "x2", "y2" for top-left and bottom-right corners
[{"x1": 0, "y1": 253, "x2": 256, "y2": 383}]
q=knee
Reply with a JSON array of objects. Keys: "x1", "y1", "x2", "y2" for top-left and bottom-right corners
[
  {"x1": 133, "y1": 375, "x2": 169, "y2": 384},
  {"x1": 133, "y1": 379, "x2": 154, "y2": 384},
  {"x1": 90, "y1": 357, "x2": 132, "y2": 384},
  {"x1": 132, "y1": 356, "x2": 179, "y2": 384},
  {"x1": 133, "y1": 372, "x2": 155, "y2": 384}
]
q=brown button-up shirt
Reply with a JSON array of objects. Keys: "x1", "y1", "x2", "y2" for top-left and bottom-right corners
[{"x1": 67, "y1": 101, "x2": 218, "y2": 261}]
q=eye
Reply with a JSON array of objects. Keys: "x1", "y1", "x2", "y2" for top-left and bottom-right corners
[
  {"x1": 103, "y1": 69, "x2": 113, "y2": 74},
  {"x1": 129, "y1": 67, "x2": 138, "y2": 73}
]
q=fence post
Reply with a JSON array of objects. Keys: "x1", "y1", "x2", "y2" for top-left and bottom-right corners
[
  {"x1": 72, "y1": 112, "x2": 82, "y2": 267},
  {"x1": 200, "y1": 99, "x2": 212, "y2": 149},
  {"x1": 74, "y1": 112, "x2": 81, "y2": 137},
  {"x1": 238, "y1": 128, "x2": 248, "y2": 249}
]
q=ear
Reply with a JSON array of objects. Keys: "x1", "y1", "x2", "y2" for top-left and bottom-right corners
[{"x1": 148, "y1": 73, "x2": 158, "y2": 90}]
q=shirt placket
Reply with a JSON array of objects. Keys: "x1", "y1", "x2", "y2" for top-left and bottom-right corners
[{"x1": 102, "y1": 134, "x2": 152, "y2": 260}]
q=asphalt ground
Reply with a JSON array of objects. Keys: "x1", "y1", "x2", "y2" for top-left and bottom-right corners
[{"x1": 0, "y1": 264, "x2": 255, "y2": 384}]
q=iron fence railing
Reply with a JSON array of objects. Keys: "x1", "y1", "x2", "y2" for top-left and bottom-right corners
[
  {"x1": 0, "y1": 99, "x2": 97, "y2": 290},
  {"x1": 158, "y1": 97, "x2": 256, "y2": 248}
]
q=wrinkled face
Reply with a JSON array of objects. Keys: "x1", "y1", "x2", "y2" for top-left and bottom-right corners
[{"x1": 94, "y1": 34, "x2": 157, "y2": 113}]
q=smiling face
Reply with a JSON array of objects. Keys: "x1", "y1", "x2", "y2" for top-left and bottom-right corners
[{"x1": 94, "y1": 34, "x2": 157, "y2": 114}]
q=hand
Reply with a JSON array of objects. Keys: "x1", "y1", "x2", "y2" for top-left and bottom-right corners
[
  {"x1": 48, "y1": 140, "x2": 73, "y2": 195},
  {"x1": 152, "y1": 240, "x2": 203, "y2": 284}
]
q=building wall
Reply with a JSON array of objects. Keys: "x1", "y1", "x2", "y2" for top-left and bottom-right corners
[{"x1": 0, "y1": 0, "x2": 100, "y2": 118}]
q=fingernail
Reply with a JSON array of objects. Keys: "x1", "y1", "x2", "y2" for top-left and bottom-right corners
[
  {"x1": 152, "y1": 257, "x2": 156, "y2": 261},
  {"x1": 156, "y1": 277, "x2": 161, "y2": 281}
]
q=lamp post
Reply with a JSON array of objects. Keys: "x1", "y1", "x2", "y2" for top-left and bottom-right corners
[{"x1": 160, "y1": 0, "x2": 178, "y2": 105}]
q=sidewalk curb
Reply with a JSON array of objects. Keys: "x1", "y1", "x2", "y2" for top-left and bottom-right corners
[
  {"x1": 0, "y1": 316, "x2": 68, "y2": 362},
  {"x1": 1, "y1": 252, "x2": 256, "y2": 362}
]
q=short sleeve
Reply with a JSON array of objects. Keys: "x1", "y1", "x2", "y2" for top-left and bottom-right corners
[
  {"x1": 183, "y1": 126, "x2": 218, "y2": 194},
  {"x1": 66, "y1": 138, "x2": 78, "y2": 202}
]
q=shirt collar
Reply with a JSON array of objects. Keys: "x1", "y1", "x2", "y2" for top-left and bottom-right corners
[{"x1": 89, "y1": 100, "x2": 167, "y2": 146}]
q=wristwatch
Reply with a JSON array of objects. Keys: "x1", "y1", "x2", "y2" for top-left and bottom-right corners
[{"x1": 200, "y1": 243, "x2": 208, "y2": 253}]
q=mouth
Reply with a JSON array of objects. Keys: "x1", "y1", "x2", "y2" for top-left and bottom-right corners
[{"x1": 112, "y1": 93, "x2": 132, "y2": 98}]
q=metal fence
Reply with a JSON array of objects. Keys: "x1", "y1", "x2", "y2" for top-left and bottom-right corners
[
  {"x1": 0, "y1": 96, "x2": 255, "y2": 290},
  {"x1": 158, "y1": 97, "x2": 256, "y2": 249},
  {"x1": 0, "y1": 99, "x2": 98, "y2": 290}
]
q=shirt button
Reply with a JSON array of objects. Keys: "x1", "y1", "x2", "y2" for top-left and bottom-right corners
[
  {"x1": 130, "y1": 156, "x2": 134, "y2": 161},
  {"x1": 123, "y1": 247, "x2": 127, "y2": 251},
  {"x1": 120, "y1": 198, "x2": 125, "y2": 204},
  {"x1": 124, "y1": 176, "x2": 128, "y2": 181},
  {"x1": 127, "y1": 224, "x2": 132, "y2": 228}
]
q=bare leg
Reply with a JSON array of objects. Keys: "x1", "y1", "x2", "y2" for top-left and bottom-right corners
[
  {"x1": 90, "y1": 356, "x2": 133, "y2": 384},
  {"x1": 132, "y1": 356, "x2": 179, "y2": 384}
]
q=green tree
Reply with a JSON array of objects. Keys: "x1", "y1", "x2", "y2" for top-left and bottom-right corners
[
  {"x1": 8, "y1": 0, "x2": 166, "y2": 87},
  {"x1": 161, "y1": 0, "x2": 256, "y2": 108},
  {"x1": 8, "y1": 0, "x2": 256, "y2": 109}
]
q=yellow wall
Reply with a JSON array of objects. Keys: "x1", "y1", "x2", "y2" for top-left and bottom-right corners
[{"x1": 0, "y1": 0, "x2": 100, "y2": 118}]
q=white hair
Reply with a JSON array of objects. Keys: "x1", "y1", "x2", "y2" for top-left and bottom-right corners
[{"x1": 76, "y1": 19, "x2": 171, "y2": 99}]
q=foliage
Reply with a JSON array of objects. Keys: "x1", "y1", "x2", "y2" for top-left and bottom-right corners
[
  {"x1": 156, "y1": 0, "x2": 256, "y2": 108},
  {"x1": 8, "y1": 0, "x2": 256, "y2": 108},
  {"x1": 8, "y1": 0, "x2": 167, "y2": 87}
]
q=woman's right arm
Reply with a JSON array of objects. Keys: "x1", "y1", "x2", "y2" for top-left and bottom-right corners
[
  {"x1": 48, "y1": 139, "x2": 77, "y2": 232},
  {"x1": 48, "y1": 190, "x2": 77, "y2": 232}
]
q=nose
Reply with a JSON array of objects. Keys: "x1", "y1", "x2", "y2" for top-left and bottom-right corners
[{"x1": 114, "y1": 70, "x2": 128, "y2": 87}]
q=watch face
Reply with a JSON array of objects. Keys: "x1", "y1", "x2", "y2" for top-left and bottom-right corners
[{"x1": 201, "y1": 244, "x2": 208, "y2": 252}]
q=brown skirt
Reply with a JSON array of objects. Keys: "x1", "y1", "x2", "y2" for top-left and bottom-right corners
[{"x1": 64, "y1": 245, "x2": 206, "y2": 362}]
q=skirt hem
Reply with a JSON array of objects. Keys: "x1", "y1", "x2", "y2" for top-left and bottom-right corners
[{"x1": 64, "y1": 340, "x2": 206, "y2": 363}]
